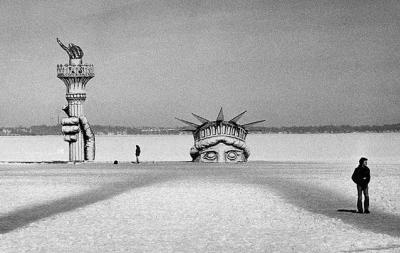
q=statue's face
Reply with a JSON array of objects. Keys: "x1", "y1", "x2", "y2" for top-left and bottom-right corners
[{"x1": 199, "y1": 143, "x2": 246, "y2": 163}]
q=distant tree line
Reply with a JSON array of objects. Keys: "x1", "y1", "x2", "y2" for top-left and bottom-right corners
[
  {"x1": 247, "y1": 124, "x2": 400, "y2": 134},
  {"x1": 1, "y1": 123, "x2": 400, "y2": 136},
  {"x1": 0, "y1": 125, "x2": 187, "y2": 136}
]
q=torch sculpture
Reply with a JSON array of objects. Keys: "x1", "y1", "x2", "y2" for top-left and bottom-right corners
[{"x1": 57, "y1": 38, "x2": 95, "y2": 162}]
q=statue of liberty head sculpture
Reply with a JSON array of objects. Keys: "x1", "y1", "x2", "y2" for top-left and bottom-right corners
[{"x1": 176, "y1": 108, "x2": 265, "y2": 163}]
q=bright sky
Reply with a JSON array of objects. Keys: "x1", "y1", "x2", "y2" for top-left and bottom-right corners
[{"x1": 1, "y1": 0, "x2": 399, "y2": 127}]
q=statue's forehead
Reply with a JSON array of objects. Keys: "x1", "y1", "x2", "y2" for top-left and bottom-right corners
[{"x1": 202, "y1": 142, "x2": 242, "y2": 152}]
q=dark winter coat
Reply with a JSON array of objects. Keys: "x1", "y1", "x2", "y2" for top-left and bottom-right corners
[
  {"x1": 135, "y1": 146, "x2": 141, "y2": 156},
  {"x1": 351, "y1": 165, "x2": 370, "y2": 189}
]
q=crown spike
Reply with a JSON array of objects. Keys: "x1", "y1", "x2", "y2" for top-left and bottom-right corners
[
  {"x1": 242, "y1": 120, "x2": 266, "y2": 127},
  {"x1": 229, "y1": 110, "x2": 247, "y2": 123},
  {"x1": 192, "y1": 113, "x2": 210, "y2": 124},
  {"x1": 216, "y1": 107, "x2": 224, "y2": 121},
  {"x1": 175, "y1": 117, "x2": 200, "y2": 128}
]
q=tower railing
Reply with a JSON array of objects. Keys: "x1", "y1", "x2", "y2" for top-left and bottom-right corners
[{"x1": 57, "y1": 64, "x2": 95, "y2": 77}]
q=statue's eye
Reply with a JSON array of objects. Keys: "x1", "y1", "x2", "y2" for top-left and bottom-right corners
[
  {"x1": 226, "y1": 151, "x2": 238, "y2": 161},
  {"x1": 203, "y1": 151, "x2": 217, "y2": 160}
]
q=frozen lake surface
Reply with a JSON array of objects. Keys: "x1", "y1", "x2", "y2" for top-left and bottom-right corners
[
  {"x1": 0, "y1": 162, "x2": 399, "y2": 252},
  {"x1": 1, "y1": 133, "x2": 400, "y2": 163}
]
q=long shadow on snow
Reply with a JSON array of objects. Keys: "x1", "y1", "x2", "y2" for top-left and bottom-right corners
[
  {"x1": 240, "y1": 176, "x2": 400, "y2": 237},
  {"x1": 0, "y1": 174, "x2": 177, "y2": 234}
]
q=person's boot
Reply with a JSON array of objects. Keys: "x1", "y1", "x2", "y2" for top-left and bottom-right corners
[
  {"x1": 364, "y1": 197, "x2": 370, "y2": 213},
  {"x1": 357, "y1": 199, "x2": 363, "y2": 213}
]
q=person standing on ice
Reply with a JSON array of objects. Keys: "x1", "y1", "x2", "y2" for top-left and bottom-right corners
[
  {"x1": 135, "y1": 145, "x2": 141, "y2": 163},
  {"x1": 351, "y1": 157, "x2": 370, "y2": 213}
]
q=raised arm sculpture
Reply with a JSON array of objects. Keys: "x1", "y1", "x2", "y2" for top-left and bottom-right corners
[
  {"x1": 57, "y1": 38, "x2": 95, "y2": 161},
  {"x1": 57, "y1": 38, "x2": 84, "y2": 60}
]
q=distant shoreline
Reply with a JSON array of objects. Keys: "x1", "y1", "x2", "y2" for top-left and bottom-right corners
[
  {"x1": 1, "y1": 132, "x2": 400, "y2": 137},
  {"x1": 1, "y1": 123, "x2": 400, "y2": 136}
]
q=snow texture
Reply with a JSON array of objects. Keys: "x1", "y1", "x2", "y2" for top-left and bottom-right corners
[{"x1": 0, "y1": 162, "x2": 399, "y2": 252}]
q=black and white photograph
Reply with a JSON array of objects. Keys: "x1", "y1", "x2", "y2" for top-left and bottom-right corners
[{"x1": 1, "y1": 0, "x2": 400, "y2": 252}]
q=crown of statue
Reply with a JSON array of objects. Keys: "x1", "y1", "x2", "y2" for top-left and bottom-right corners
[{"x1": 176, "y1": 108, "x2": 265, "y2": 142}]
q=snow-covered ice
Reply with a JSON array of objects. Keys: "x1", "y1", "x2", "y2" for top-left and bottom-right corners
[
  {"x1": 2, "y1": 133, "x2": 400, "y2": 163},
  {"x1": 0, "y1": 162, "x2": 399, "y2": 252}
]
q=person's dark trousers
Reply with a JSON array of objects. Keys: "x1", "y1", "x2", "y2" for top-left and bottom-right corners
[{"x1": 357, "y1": 185, "x2": 369, "y2": 213}]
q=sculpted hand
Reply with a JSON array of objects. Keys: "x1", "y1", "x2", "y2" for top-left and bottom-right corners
[{"x1": 61, "y1": 115, "x2": 95, "y2": 160}]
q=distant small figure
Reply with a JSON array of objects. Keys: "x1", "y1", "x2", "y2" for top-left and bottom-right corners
[
  {"x1": 113, "y1": 160, "x2": 118, "y2": 164},
  {"x1": 135, "y1": 145, "x2": 141, "y2": 163},
  {"x1": 351, "y1": 157, "x2": 370, "y2": 213}
]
